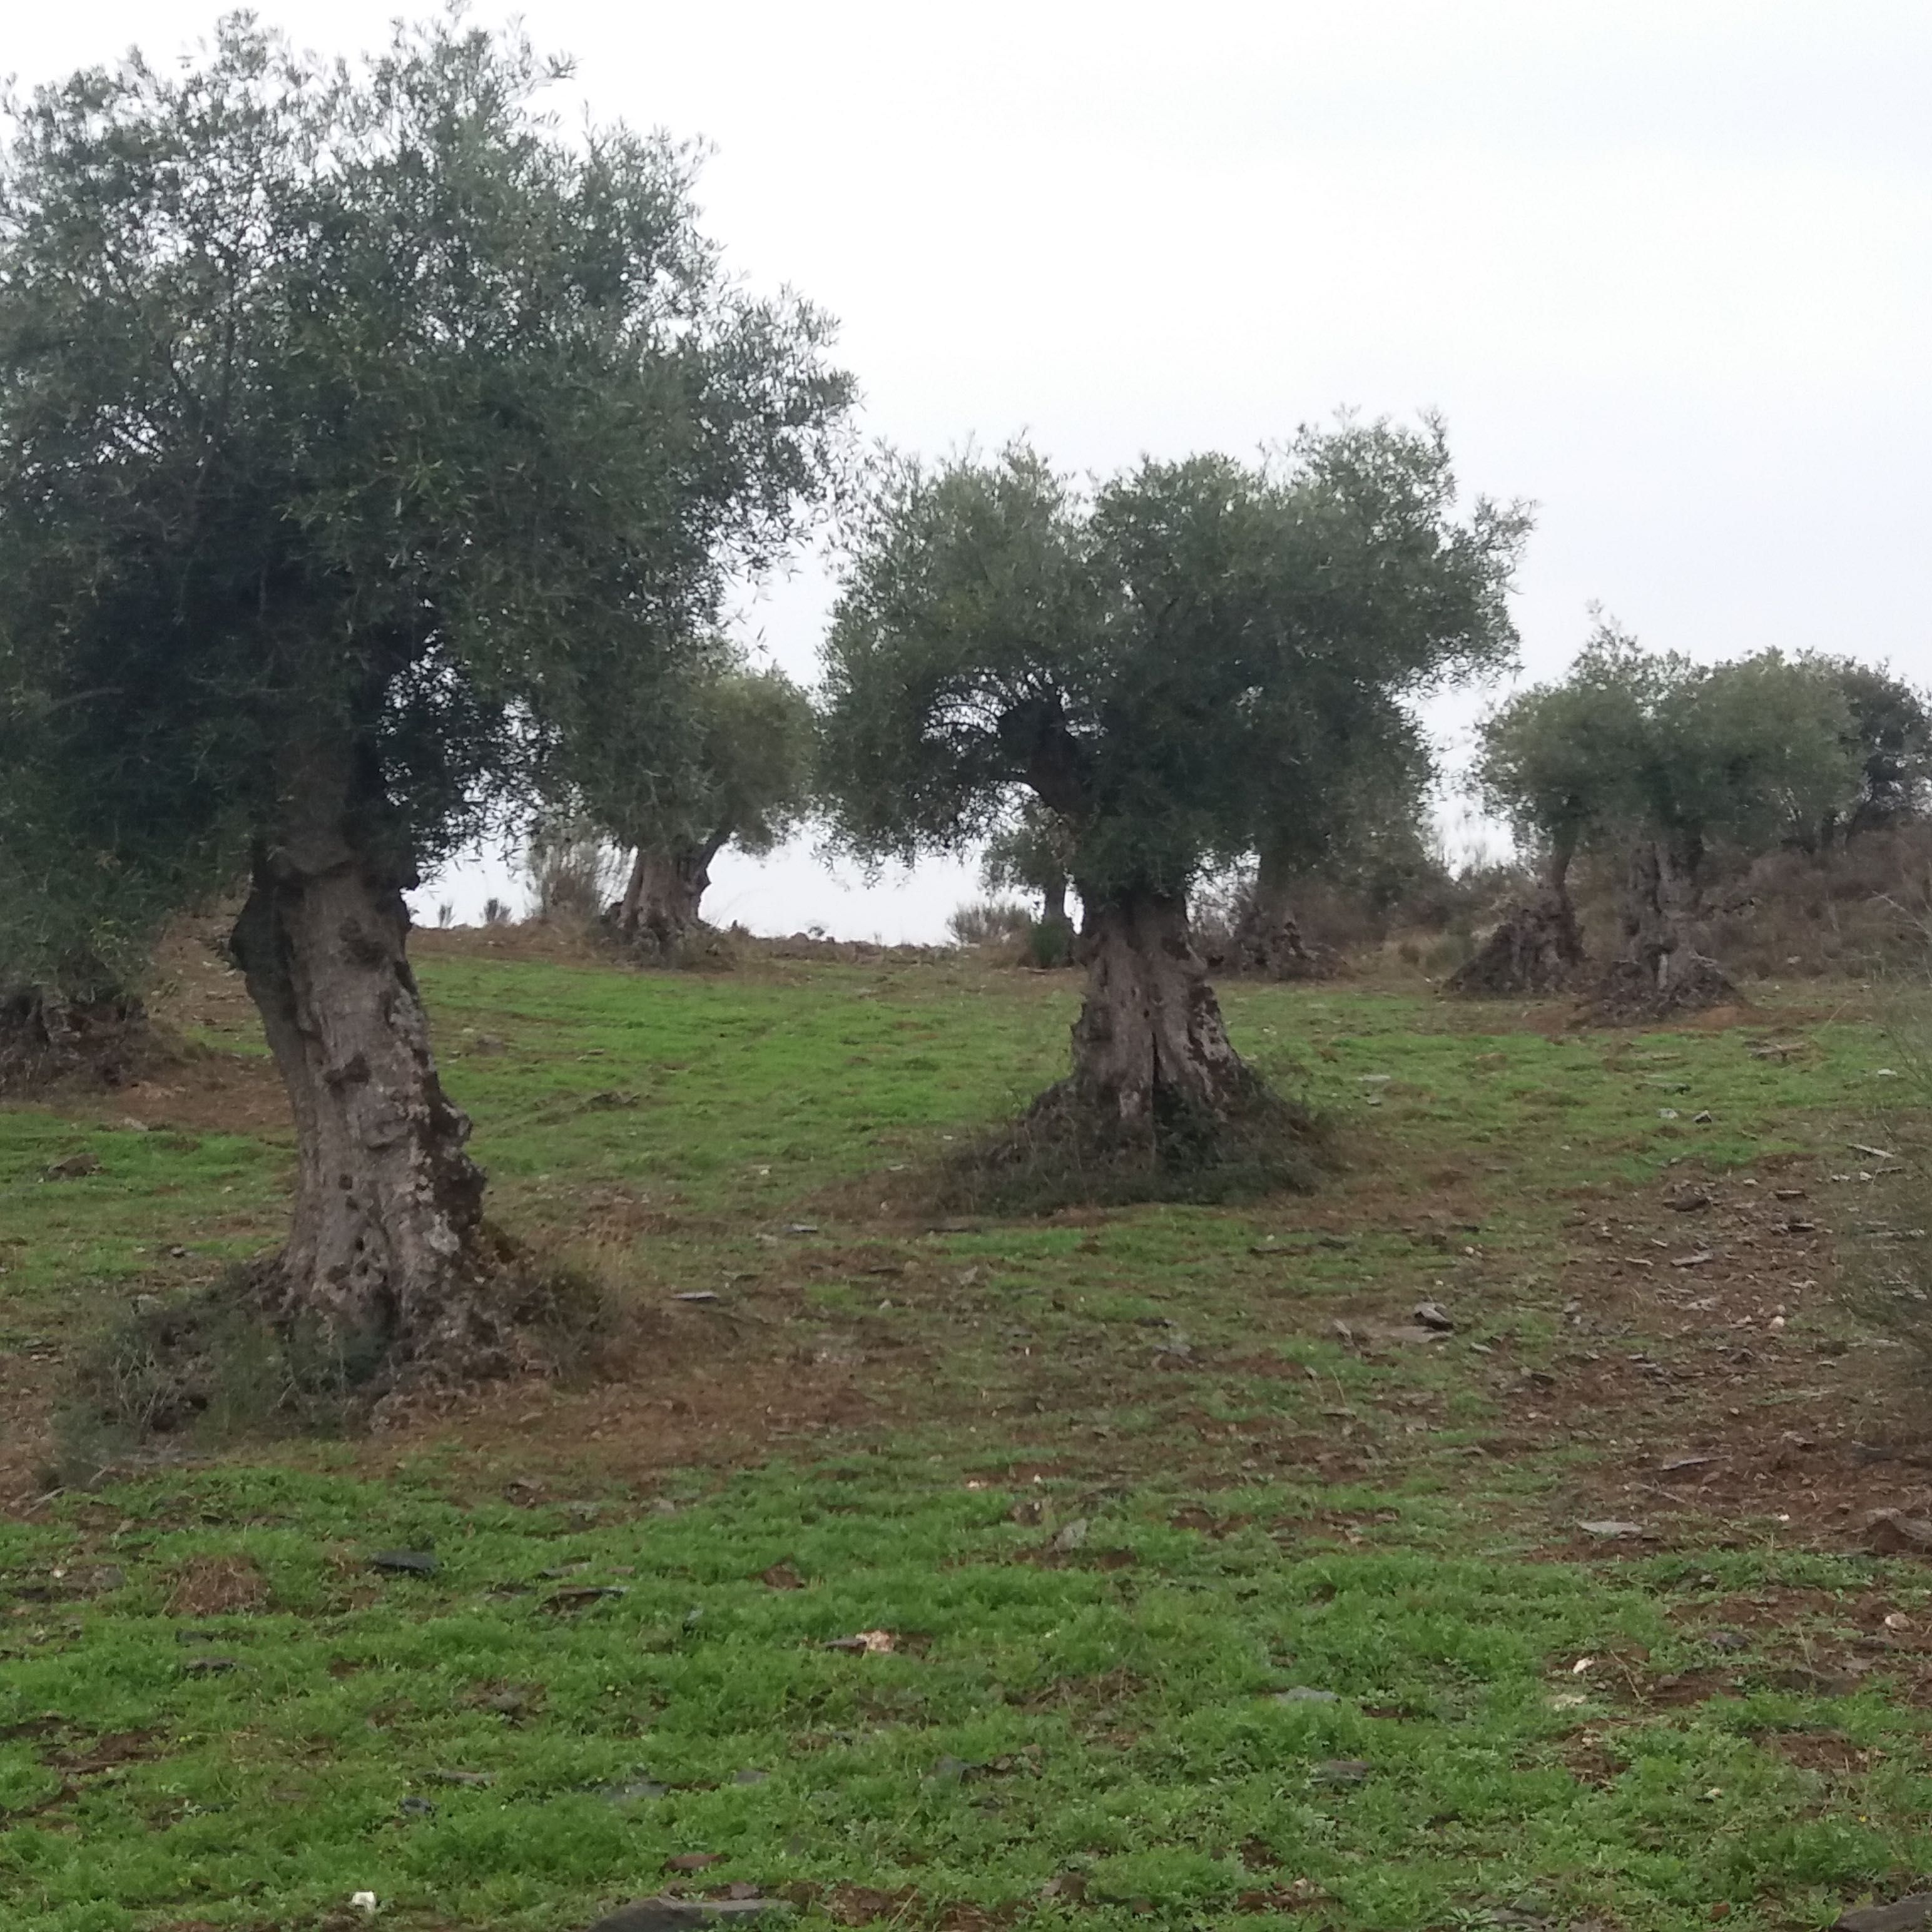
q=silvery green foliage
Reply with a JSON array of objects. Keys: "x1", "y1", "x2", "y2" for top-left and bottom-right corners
[
  {"x1": 0, "y1": 14, "x2": 851, "y2": 985},
  {"x1": 1476, "y1": 620, "x2": 1868, "y2": 869},
  {"x1": 820, "y1": 422, "x2": 1527, "y2": 903}
]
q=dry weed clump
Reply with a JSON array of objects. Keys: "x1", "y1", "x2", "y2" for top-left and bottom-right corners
[
  {"x1": 165, "y1": 1554, "x2": 270, "y2": 1617},
  {"x1": 1706, "y1": 831, "x2": 1932, "y2": 980}
]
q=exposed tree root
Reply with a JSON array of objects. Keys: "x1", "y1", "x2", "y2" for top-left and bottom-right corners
[
  {"x1": 935, "y1": 1074, "x2": 1331, "y2": 1213},
  {"x1": 58, "y1": 1232, "x2": 624, "y2": 1462},
  {"x1": 601, "y1": 910, "x2": 741, "y2": 971}
]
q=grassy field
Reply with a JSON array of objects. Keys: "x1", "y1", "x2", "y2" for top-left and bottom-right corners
[{"x1": 3, "y1": 937, "x2": 1930, "y2": 1932}]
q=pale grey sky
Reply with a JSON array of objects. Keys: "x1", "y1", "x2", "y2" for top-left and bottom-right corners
[{"x1": 12, "y1": 3, "x2": 1929, "y2": 937}]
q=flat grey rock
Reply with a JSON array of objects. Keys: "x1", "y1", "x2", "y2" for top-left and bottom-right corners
[
  {"x1": 1835, "y1": 1896, "x2": 1932, "y2": 1932},
  {"x1": 370, "y1": 1549, "x2": 438, "y2": 1575}
]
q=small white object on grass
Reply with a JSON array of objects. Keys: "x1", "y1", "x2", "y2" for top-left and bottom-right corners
[{"x1": 351, "y1": 1895, "x2": 378, "y2": 1916}]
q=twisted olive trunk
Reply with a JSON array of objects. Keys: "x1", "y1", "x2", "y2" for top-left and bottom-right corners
[
  {"x1": 229, "y1": 740, "x2": 494, "y2": 1375},
  {"x1": 1234, "y1": 840, "x2": 1328, "y2": 979},
  {"x1": 1618, "y1": 833, "x2": 1704, "y2": 992},
  {"x1": 1598, "y1": 828, "x2": 1734, "y2": 1014},
  {"x1": 1063, "y1": 887, "x2": 1254, "y2": 1132},
  {"x1": 619, "y1": 833, "x2": 727, "y2": 950}
]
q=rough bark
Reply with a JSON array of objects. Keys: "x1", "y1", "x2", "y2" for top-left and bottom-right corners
[
  {"x1": 0, "y1": 985, "x2": 153, "y2": 1095},
  {"x1": 943, "y1": 883, "x2": 1324, "y2": 1206},
  {"x1": 1232, "y1": 843, "x2": 1338, "y2": 980},
  {"x1": 1050, "y1": 888, "x2": 1261, "y2": 1137},
  {"x1": 1446, "y1": 885, "x2": 1586, "y2": 995},
  {"x1": 228, "y1": 743, "x2": 504, "y2": 1383},
  {"x1": 618, "y1": 836, "x2": 724, "y2": 953},
  {"x1": 1448, "y1": 844, "x2": 1586, "y2": 997},
  {"x1": 1594, "y1": 834, "x2": 1737, "y2": 1018}
]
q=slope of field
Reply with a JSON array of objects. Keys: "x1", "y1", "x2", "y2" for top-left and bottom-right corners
[{"x1": 1, "y1": 938, "x2": 1929, "y2": 1932}]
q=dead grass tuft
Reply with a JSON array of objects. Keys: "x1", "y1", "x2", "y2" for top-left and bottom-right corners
[{"x1": 165, "y1": 1554, "x2": 269, "y2": 1617}]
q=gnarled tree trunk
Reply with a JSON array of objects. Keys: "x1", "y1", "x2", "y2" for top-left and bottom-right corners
[
  {"x1": 228, "y1": 745, "x2": 502, "y2": 1382},
  {"x1": 617, "y1": 836, "x2": 723, "y2": 952},
  {"x1": 1232, "y1": 841, "x2": 1336, "y2": 979},
  {"x1": 1448, "y1": 838, "x2": 1585, "y2": 996},
  {"x1": 1054, "y1": 887, "x2": 1259, "y2": 1136},
  {"x1": 1446, "y1": 883, "x2": 1585, "y2": 995},
  {"x1": 1595, "y1": 833, "x2": 1735, "y2": 1017},
  {"x1": 0, "y1": 984, "x2": 153, "y2": 1095}
]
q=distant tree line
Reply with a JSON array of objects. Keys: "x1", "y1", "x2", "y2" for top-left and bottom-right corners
[{"x1": 1461, "y1": 621, "x2": 1931, "y2": 1010}]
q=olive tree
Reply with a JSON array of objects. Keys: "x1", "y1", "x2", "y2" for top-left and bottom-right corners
[
  {"x1": 1813, "y1": 658, "x2": 1932, "y2": 847},
  {"x1": 1474, "y1": 627, "x2": 1861, "y2": 1010},
  {"x1": 820, "y1": 424, "x2": 1526, "y2": 1169},
  {"x1": 0, "y1": 18, "x2": 850, "y2": 1375},
  {"x1": 598, "y1": 659, "x2": 818, "y2": 951},
  {"x1": 1234, "y1": 711, "x2": 1432, "y2": 978},
  {"x1": 981, "y1": 800, "x2": 1077, "y2": 932},
  {"x1": 1454, "y1": 618, "x2": 1646, "y2": 992}
]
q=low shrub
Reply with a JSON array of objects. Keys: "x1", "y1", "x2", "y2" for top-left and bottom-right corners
[{"x1": 948, "y1": 898, "x2": 1034, "y2": 947}]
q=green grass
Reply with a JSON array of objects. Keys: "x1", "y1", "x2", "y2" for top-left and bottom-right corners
[
  {"x1": 7, "y1": 1459, "x2": 1931, "y2": 1932},
  {"x1": 1, "y1": 949, "x2": 1926, "y2": 1931}
]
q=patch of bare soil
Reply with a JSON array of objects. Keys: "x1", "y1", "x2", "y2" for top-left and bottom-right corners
[
  {"x1": 1525, "y1": 1162, "x2": 1932, "y2": 1551},
  {"x1": 1761, "y1": 1732, "x2": 1883, "y2": 1775},
  {"x1": 354, "y1": 1292, "x2": 896, "y2": 1493},
  {"x1": 85, "y1": 1053, "x2": 291, "y2": 1139}
]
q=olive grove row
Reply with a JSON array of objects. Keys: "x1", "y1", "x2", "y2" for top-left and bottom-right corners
[{"x1": 1, "y1": 18, "x2": 1921, "y2": 1386}]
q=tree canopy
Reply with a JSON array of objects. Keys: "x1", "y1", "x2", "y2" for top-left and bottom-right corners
[
  {"x1": 822, "y1": 422, "x2": 1527, "y2": 902},
  {"x1": 1814, "y1": 658, "x2": 1932, "y2": 841},
  {"x1": 0, "y1": 14, "x2": 848, "y2": 948},
  {"x1": 584, "y1": 652, "x2": 819, "y2": 947},
  {"x1": 1473, "y1": 624, "x2": 1863, "y2": 1009},
  {"x1": 820, "y1": 421, "x2": 1526, "y2": 1177},
  {"x1": 1477, "y1": 624, "x2": 1862, "y2": 874},
  {"x1": 0, "y1": 13, "x2": 852, "y2": 1371}
]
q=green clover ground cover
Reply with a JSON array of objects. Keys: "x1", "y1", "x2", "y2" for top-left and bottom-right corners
[{"x1": 2, "y1": 951, "x2": 1926, "y2": 1931}]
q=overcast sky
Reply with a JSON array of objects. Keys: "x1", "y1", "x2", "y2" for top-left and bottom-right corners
[{"x1": 12, "y1": 3, "x2": 1929, "y2": 938}]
